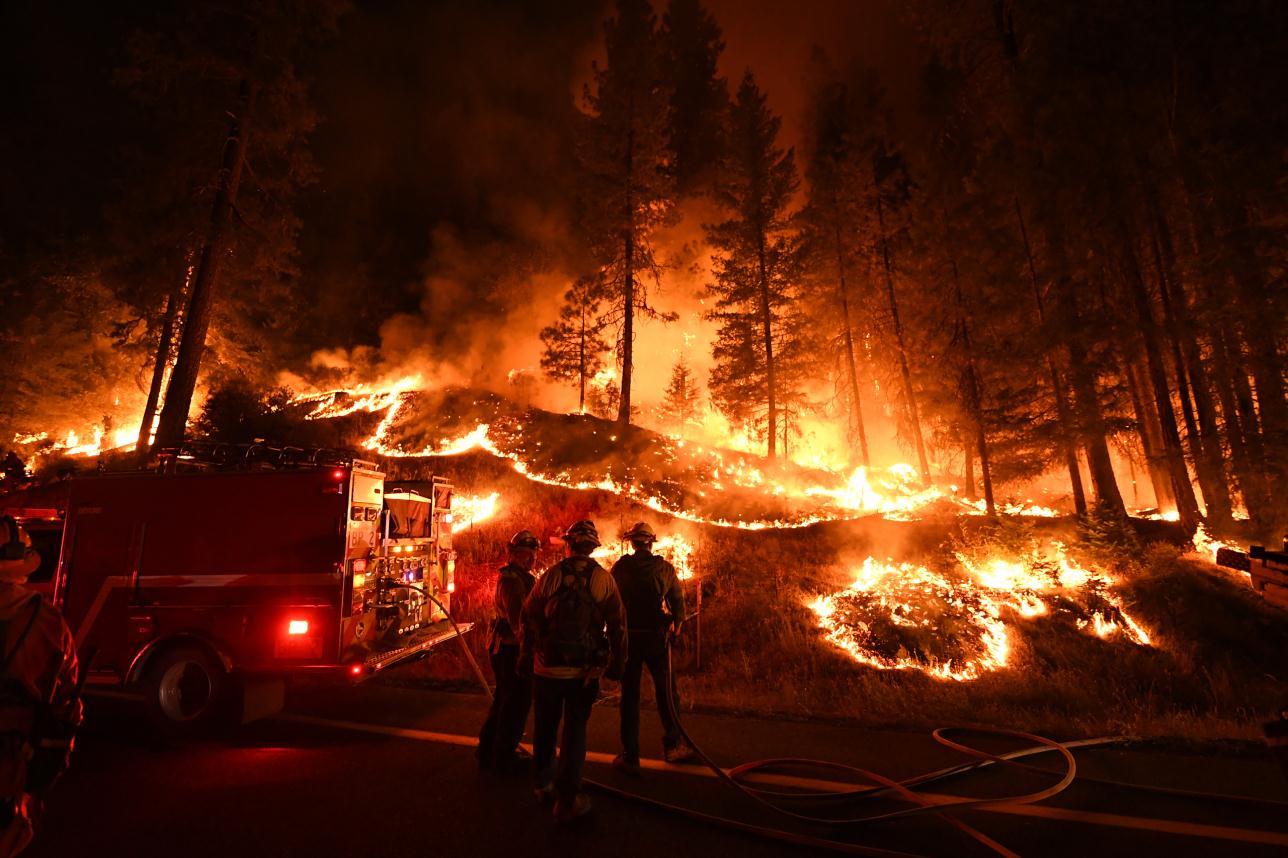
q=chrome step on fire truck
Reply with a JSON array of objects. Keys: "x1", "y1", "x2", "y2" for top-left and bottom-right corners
[{"x1": 0, "y1": 448, "x2": 469, "y2": 734}]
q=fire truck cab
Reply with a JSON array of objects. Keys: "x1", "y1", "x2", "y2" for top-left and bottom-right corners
[{"x1": 0, "y1": 457, "x2": 467, "y2": 734}]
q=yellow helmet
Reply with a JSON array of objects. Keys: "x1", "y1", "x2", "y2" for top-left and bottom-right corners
[
  {"x1": 623, "y1": 521, "x2": 656, "y2": 542},
  {"x1": 562, "y1": 519, "x2": 601, "y2": 548},
  {"x1": 508, "y1": 530, "x2": 540, "y2": 550}
]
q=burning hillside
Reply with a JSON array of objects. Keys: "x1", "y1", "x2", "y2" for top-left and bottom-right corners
[{"x1": 287, "y1": 380, "x2": 1060, "y2": 530}]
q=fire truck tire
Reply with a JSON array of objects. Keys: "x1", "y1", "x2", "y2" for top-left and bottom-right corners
[{"x1": 143, "y1": 645, "x2": 232, "y2": 737}]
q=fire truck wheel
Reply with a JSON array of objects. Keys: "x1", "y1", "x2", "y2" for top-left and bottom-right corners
[{"x1": 143, "y1": 645, "x2": 231, "y2": 736}]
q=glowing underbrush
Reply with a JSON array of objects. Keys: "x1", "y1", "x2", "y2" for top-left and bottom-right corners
[{"x1": 808, "y1": 544, "x2": 1151, "y2": 681}]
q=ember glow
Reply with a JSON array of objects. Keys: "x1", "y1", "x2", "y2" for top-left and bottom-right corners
[{"x1": 809, "y1": 543, "x2": 1151, "y2": 681}]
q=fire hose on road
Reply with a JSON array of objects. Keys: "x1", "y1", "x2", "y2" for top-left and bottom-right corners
[
  {"x1": 411, "y1": 583, "x2": 1286, "y2": 857},
  {"x1": 590, "y1": 645, "x2": 1088, "y2": 858},
  {"x1": 411, "y1": 581, "x2": 1077, "y2": 857}
]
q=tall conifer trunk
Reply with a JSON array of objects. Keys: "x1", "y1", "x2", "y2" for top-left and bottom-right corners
[
  {"x1": 618, "y1": 115, "x2": 636, "y2": 426},
  {"x1": 946, "y1": 222, "x2": 993, "y2": 515},
  {"x1": 1049, "y1": 239, "x2": 1125, "y2": 516},
  {"x1": 1119, "y1": 231, "x2": 1201, "y2": 530},
  {"x1": 874, "y1": 183, "x2": 929, "y2": 484},
  {"x1": 1150, "y1": 224, "x2": 1232, "y2": 522},
  {"x1": 153, "y1": 81, "x2": 257, "y2": 452},
  {"x1": 135, "y1": 264, "x2": 189, "y2": 458},
  {"x1": 1014, "y1": 200, "x2": 1087, "y2": 515},
  {"x1": 757, "y1": 231, "x2": 778, "y2": 459},
  {"x1": 1123, "y1": 354, "x2": 1177, "y2": 511},
  {"x1": 831, "y1": 199, "x2": 869, "y2": 467}
]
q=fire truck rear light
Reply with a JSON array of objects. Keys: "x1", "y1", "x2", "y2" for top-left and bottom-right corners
[
  {"x1": 287, "y1": 620, "x2": 309, "y2": 635},
  {"x1": 353, "y1": 559, "x2": 366, "y2": 573},
  {"x1": 352, "y1": 573, "x2": 366, "y2": 588},
  {"x1": 350, "y1": 664, "x2": 363, "y2": 676},
  {"x1": 447, "y1": 581, "x2": 455, "y2": 593}
]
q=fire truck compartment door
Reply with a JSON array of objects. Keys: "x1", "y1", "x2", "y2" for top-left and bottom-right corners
[{"x1": 61, "y1": 510, "x2": 139, "y2": 668}]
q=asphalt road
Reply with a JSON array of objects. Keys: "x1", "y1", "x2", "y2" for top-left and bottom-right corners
[{"x1": 26, "y1": 681, "x2": 1288, "y2": 858}]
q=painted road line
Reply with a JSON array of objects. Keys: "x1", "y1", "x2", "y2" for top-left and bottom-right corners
[
  {"x1": 269, "y1": 712, "x2": 1288, "y2": 848},
  {"x1": 277, "y1": 713, "x2": 477, "y2": 748}
]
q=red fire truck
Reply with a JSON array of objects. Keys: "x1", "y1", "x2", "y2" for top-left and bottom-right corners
[{"x1": 0, "y1": 453, "x2": 468, "y2": 734}]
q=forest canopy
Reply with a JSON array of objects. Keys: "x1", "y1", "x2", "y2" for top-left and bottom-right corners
[{"x1": 2, "y1": 0, "x2": 1287, "y2": 534}]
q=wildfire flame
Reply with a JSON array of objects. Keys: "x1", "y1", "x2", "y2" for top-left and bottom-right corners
[
  {"x1": 592, "y1": 532, "x2": 696, "y2": 581},
  {"x1": 449, "y1": 491, "x2": 499, "y2": 534},
  {"x1": 809, "y1": 542, "x2": 1151, "y2": 681},
  {"x1": 12, "y1": 424, "x2": 142, "y2": 467},
  {"x1": 1191, "y1": 523, "x2": 1236, "y2": 564},
  {"x1": 1190, "y1": 523, "x2": 1251, "y2": 583},
  {"x1": 286, "y1": 379, "x2": 1062, "y2": 530}
]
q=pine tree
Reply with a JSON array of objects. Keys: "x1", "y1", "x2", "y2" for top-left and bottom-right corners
[
  {"x1": 579, "y1": 0, "x2": 676, "y2": 426},
  {"x1": 539, "y1": 274, "x2": 609, "y2": 413},
  {"x1": 659, "y1": 355, "x2": 703, "y2": 437},
  {"x1": 706, "y1": 73, "x2": 802, "y2": 460},
  {"x1": 129, "y1": 1, "x2": 342, "y2": 452},
  {"x1": 799, "y1": 69, "x2": 872, "y2": 467},
  {"x1": 661, "y1": 0, "x2": 728, "y2": 196}
]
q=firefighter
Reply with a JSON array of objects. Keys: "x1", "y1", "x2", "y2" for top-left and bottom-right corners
[
  {"x1": 476, "y1": 530, "x2": 541, "y2": 773},
  {"x1": 0, "y1": 517, "x2": 81, "y2": 858},
  {"x1": 610, "y1": 522, "x2": 693, "y2": 774},
  {"x1": 520, "y1": 519, "x2": 626, "y2": 823}
]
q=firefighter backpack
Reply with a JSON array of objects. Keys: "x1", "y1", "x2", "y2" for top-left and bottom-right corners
[{"x1": 541, "y1": 557, "x2": 607, "y2": 668}]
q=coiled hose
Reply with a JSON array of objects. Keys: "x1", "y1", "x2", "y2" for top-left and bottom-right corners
[{"x1": 583, "y1": 644, "x2": 1103, "y2": 858}]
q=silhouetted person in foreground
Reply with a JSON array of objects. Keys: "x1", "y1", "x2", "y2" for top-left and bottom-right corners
[
  {"x1": 610, "y1": 521, "x2": 693, "y2": 774},
  {"x1": 0, "y1": 517, "x2": 81, "y2": 857},
  {"x1": 477, "y1": 530, "x2": 541, "y2": 773},
  {"x1": 521, "y1": 520, "x2": 626, "y2": 823}
]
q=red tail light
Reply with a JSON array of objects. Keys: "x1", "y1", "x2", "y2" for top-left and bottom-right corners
[{"x1": 287, "y1": 619, "x2": 309, "y2": 636}]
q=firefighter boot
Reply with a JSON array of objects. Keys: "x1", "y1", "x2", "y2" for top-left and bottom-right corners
[
  {"x1": 664, "y1": 740, "x2": 697, "y2": 764},
  {"x1": 553, "y1": 792, "x2": 593, "y2": 824},
  {"x1": 612, "y1": 752, "x2": 641, "y2": 776}
]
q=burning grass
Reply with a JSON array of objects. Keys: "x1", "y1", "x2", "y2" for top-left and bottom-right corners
[{"x1": 686, "y1": 532, "x2": 1284, "y2": 741}]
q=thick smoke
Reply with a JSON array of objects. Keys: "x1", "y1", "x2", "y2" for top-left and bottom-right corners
[{"x1": 289, "y1": 1, "x2": 922, "y2": 466}]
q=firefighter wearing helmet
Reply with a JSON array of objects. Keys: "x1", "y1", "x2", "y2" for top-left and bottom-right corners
[
  {"x1": 0, "y1": 517, "x2": 81, "y2": 858},
  {"x1": 610, "y1": 521, "x2": 693, "y2": 773},
  {"x1": 477, "y1": 530, "x2": 542, "y2": 773},
  {"x1": 520, "y1": 520, "x2": 626, "y2": 823}
]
